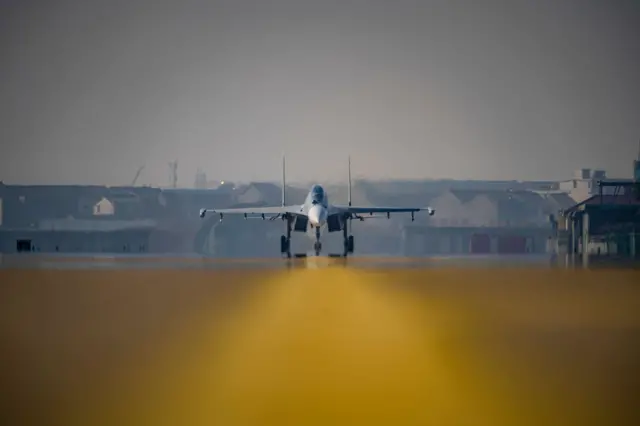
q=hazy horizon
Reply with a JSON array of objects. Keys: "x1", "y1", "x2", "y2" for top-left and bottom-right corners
[{"x1": 2, "y1": 0, "x2": 639, "y2": 186}]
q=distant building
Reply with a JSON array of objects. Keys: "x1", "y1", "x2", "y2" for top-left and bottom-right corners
[
  {"x1": 233, "y1": 183, "x2": 307, "y2": 206},
  {"x1": 161, "y1": 188, "x2": 233, "y2": 220},
  {"x1": 194, "y1": 169, "x2": 208, "y2": 189},
  {"x1": 558, "y1": 168, "x2": 606, "y2": 203},
  {"x1": 557, "y1": 168, "x2": 634, "y2": 203},
  {"x1": 427, "y1": 189, "x2": 555, "y2": 228},
  {"x1": 0, "y1": 185, "x2": 107, "y2": 228},
  {"x1": 429, "y1": 191, "x2": 470, "y2": 226},
  {"x1": 0, "y1": 218, "x2": 156, "y2": 253},
  {"x1": 234, "y1": 183, "x2": 281, "y2": 205},
  {"x1": 93, "y1": 197, "x2": 115, "y2": 215},
  {"x1": 535, "y1": 191, "x2": 576, "y2": 215}
]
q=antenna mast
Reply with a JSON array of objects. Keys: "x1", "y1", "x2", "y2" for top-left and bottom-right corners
[
  {"x1": 281, "y1": 155, "x2": 286, "y2": 206},
  {"x1": 169, "y1": 160, "x2": 178, "y2": 188},
  {"x1": 348, "y1": 156, "x2": 352, "y2": 206}
]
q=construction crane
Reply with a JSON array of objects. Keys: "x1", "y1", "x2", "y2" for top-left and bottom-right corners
[{"x1": 131, "y1": 165, "x2": 145, "y2": 186}]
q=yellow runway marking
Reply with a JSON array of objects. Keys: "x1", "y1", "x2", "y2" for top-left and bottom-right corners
[
  {"x1": 85, "y1": 270, "x2": 580, "y2": 425},
  {"x1": 2, "y1": 268, "x2": 639, "y2": 425}
]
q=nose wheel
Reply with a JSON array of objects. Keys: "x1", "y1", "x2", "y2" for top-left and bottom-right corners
[{"x1": 314, "y1": 227, "x2": 322, "y2": 256}]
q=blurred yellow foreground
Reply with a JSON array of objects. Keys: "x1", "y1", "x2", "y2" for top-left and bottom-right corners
[{"x1": 1, "y1": 266, "x2": 639, "y2": 425}]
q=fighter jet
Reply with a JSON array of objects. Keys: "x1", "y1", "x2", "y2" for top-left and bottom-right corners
[{"x1": 199, "y1": 157, "x2": 435, "y2": 257}]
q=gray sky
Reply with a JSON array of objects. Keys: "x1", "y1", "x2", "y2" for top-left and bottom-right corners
[{"x1": 1, "y1": 0, "x2": 639, "y2": 186}]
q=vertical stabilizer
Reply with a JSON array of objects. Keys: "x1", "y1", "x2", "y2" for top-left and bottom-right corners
[
  {"x1": 282, "y1": 155, "x2": 286, "y2": 206},
  {"x1": 348, "y1": 156, "x2": 352, "y2": 206}
]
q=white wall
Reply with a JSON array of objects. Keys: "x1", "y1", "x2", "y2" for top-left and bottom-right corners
[
  {"x1": 93, "y1": 197, "x2": 115, "y2": 215},
  {"x1": 429, "y1": 191, "x2": 500, "y2": 227},
  {"x1": 236, "y1": 186, "x2": 262, "y2": 204},
  {"x1": 558, "y1": 174, "x2": 627, "y2": 203},
  {"x1": 465, "y1": 195, "x2": 499, "y2": 226},
  {"x1": 428, "y1": 191, "x2": 464, "y2": 226}
]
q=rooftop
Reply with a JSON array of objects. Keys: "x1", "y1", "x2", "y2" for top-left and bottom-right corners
[
  {"x1": 563, "y1": 192, "x2": 640, "y2": 215},
  {"x1": 37, "y1": 218, "x2": 158, "y2": 232}
]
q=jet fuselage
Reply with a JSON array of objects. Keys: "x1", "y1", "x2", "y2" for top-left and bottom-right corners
[{"x1": 305, "y1": 184, "x2": 329, "y2": 229}]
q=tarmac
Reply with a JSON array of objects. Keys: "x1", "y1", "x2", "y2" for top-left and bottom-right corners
[
  {"x1": 1, "y1": 254, "x2": 639, "y2": 425},
  {"x1": 0, "y1": 252, "x2": 555, "y2": 269}
]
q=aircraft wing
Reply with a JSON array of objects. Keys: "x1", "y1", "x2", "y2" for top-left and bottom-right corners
[
  {"x1": 199, "y1": 205, "x2": 304, "y2": 219},
  {"x1": 333, "y1": 205, "x2": 435, "y2": 216}
]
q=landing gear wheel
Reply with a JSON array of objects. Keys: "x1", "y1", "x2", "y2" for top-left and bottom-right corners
[
  {"x1": 347, "y1": 235, "x2": 355, "y2": 253},
  {"x1": 313, "y1": 241, "x2": 322, "y2": 256},
  {"x1": 280, "y1": 235, "x2": 291, "y2": 257}
]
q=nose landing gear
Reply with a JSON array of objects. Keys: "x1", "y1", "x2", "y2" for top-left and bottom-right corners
[{"x1": 314, "y1": 227, "x2": 322, "y2": 256}]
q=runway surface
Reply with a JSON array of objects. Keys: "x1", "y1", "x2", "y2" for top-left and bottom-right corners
[
  {"x1": 0, "y1": 252, "x2": 555, "y2": 270},
  {"x1": 1, "y1": 255, "x2": 639, "y2": 425}
]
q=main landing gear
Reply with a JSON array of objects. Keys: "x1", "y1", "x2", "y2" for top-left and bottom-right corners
[
  {"x1": 344, "y1": 235, "x2": 354, "y2": 256},
  {"x1": 280, "y1": 215, "x2": 292, "y2": 258},
  {"x1": 280, "y1": 234, "x2": 291, "y2": 258},
  {"x1": 342, "y1": 216, "x2": 354, "y2": 257},
  {"x1": 279, "y1": 214, "x2": 355, "y2": 258}
]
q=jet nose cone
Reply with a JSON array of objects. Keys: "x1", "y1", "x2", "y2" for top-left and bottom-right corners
[{"x1": 308, "y1": 205, "x2": 327, "y2": 227}]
